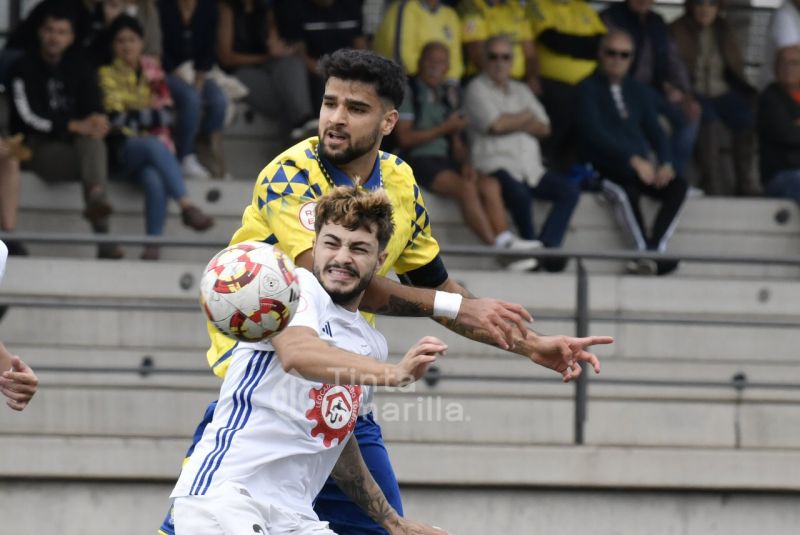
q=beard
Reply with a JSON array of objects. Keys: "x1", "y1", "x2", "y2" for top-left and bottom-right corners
[
  {"x1": 313, "y1": 261, "x2": 376, "y2": 307},
  {"x1": 318, "y1": 125, "x2": 381, "y2": 166}
]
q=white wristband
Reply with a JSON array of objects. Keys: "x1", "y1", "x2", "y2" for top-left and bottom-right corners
[{"x1": 433, "y1": 291, "x2": 463, "y2": 320}]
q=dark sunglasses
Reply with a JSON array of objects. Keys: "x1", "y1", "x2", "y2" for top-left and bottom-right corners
[
  {"x1": 694, "y1": 0, "x2": 719, "y2": 5},
  {"x1": 488, "y1": 52, "x2": 512, "y2": 62},
  {"x1": 603, "y1": 49, "x2": 633, "y2": 59}
]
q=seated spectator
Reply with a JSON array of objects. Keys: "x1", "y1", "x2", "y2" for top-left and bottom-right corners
[
  {"x1": 757, "y1": 46, "x2": 800, "y2": 206},
  {"x1": 158, "y1": 0, "x2": 226, "y2": 179},
  {"x1": 217, "y1": 0, "x2": 317, "y2": 142},
  {"x1": 9, "y1": 6, "x2": 122, "y2": 260},
  {"x1": 373, "y1": 0, "x2": 463, "y2": 83},
  {"x1": 99, "y1": 16, "x2": 214, "y2": 260},
  {"x1": 1, "y1": 0, "x2": 95, "y2": 85},
  {"x1": 460, "y1": 0, "x2": 542, "y2": 94},
  {"x1": 0, "y1": 135, "x2": 28, "y2": 256},
  {"x1": 528, "y1": 0, "x2": 606, "y2": 170},
  {"x1": 760, "y1": 0, "x2": 800, "y2": 88},
  {"x1": 602, "y1": 0, "x2": 700, "y2": 180},
  {"x1": 395, "y1": 41, "x2": 542, "y2": 265},
  {"x1": 86, "y1": 0, "x2": 164, "y2": 66},
  {"x1": 670, "y1": 0, "x2": 759, "y2": 196},
  {"x1": 464, "y1": 35, "x2": 580, "y2": 272},
  {"x1": 274, "y1": 0, "x2": 367, "y2": 110},
  {"x1": 577, "y1": 30, "x2": 688, "y2": 276}
]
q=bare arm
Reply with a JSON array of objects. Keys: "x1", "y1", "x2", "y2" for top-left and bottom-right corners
[
  {"x1": 272, "y1": 327, "x2": 444, "y2": 386},
  {"x1": 489, "y1": 111, "x2": 548, "y2": 137},
  {"x1": 217, "y1": 3, "x2": 269, "y2": 69},
  {"x1": 0, "y1": 342, "x2": 38, "y2": 411},
  {"x1": 331, "y1": 437, "x2": 449, "y2": 535}
]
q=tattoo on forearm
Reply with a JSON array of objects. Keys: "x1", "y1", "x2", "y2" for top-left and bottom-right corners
[
  {"x1": 435, "y1": 317, "x2": 541, "y2": 357},
  {"x1": 331, "y1": 440, "x2": 397, "y2": 526},
  {"x1": 366, "y1": 294, "x2": 427, "y2": 316}
]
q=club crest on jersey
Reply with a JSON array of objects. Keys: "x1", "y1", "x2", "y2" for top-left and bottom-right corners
[
  {"x1": 306, "y1": 384, "x2": 362, "y2": 447},
  {"x1": 299, "y1": 201, "x2": 317, "y2": 231}
]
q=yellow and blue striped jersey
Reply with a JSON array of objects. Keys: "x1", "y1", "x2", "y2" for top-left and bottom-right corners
[{"x1": 207, "y1": 137, "x2": 441, "y2": 377}]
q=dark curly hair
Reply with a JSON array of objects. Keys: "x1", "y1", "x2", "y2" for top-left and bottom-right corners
[
  {"x1": 318, "y1": 49, "x2": 406, "y2": 109},
  {"x1": 314, "y1": 186, "x2": 395, "y2": 251}
]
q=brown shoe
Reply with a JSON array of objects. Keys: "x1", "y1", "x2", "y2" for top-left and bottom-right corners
[
  {"x1": 181, "y1": 205, "x2": 214, "y2": 231},
  {"x1": 97, "y1": 243, "x2": 124, "y2": 259},
  {"x1": 83, "y1": 195, "x2": 113, "y2": 225},
  {"x1": 140, "y1": 245, "x2": 161, "y2": 261}
]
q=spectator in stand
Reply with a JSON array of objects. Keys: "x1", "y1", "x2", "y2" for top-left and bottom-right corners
[
  {"x1": 460, "y1": 0, "x2": 542, "y2": 95},
  {"x1": 602, "y1": 0, "x2": 700, "y2": 180},
  {"x1": 0, "y1": 136, "x2": 25, "y2": 256},
  {"x1": 527, "y1": 0, "x2": 606, "y2": 170},
  {"x1": 9, "y1": 6, "x2": 123, "y2": 260},
  {"x1": 395, "y1": 41, "x2": 543, "y2": 268},
  {"x1": 373, "y1": 0, "x2": 463, "y2": 83},
  {"x1": 757, "y1": 46, "x2": 800, "y2": 206},
  {"x1": 464, "y1": 35, "x2": 580, "y2": 272},
  {"x1": 760, "y1": 0, "x2": 800, "y2": 88},
  {"x1": 274, "y1": 0, "x2": 367, "y2": 110},
  {"x1": 158, "y1": 0, "x2": 226, "y2": 179},
  {"x1": 216, "y1": 0, "x2": 317, "y2": 142},
  {"x1": 577, "y1": 30, "x2": 688, "y2": 276},
  {"x1": 99, "y1": 16, "x2": 214, "y2": 260},
  {"x1": 1, "y1": 0, "x2": 95, "y2": 84},
  {"x1": 670, "y1": 0, "x2": 759, "y2": 197},
  {"x1": 86, "y1": 0, "x2": 163, "y2": 66}
]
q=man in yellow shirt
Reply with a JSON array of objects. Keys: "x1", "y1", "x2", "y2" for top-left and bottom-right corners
[
  {"x1": 528, "y1": 0, "x2": 607, "y2": 168},
  {"x1": 373, "y1": 0, "x2": 463, "y2": 82},
  {"x1": 159, "y1": 49, "x2": 612, "y2": 535},
  {"x1": 460, "y1": 0, "x2": 541, "y2": 93}
]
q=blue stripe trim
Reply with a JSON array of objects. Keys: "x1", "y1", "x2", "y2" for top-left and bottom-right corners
[
  {"x1": 190, "y1": 351, "x2": 274, "y2": 495},
  {"x1": 211, "y1": 342, "x2": 239, "y2": 371}
]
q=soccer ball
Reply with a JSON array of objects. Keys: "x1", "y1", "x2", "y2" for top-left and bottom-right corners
[{"x1": 201, "y1": 241, "x2": 301, "y2": 342}]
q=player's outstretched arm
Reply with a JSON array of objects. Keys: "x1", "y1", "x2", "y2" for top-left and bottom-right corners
[
  {"x1": 434, "y1": 279, "x2": 613, "y2": 382},
  {"x1": 294, "y1": 250, "x2": 531, "y2": 350},
  {"x1": 331, "y1": 436, "x2": 450, "y2": 535},
  {"x1": 272, "y1": 327, "x2": 446, "y2": 387},
  {"x1": 0, "y1": 343, "x2": 39, "y2": 411}
]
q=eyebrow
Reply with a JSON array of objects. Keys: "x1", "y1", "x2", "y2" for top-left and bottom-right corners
[
  {"x1": 321, "y1": 232, "x2": 373, "y2": 248},
  {"x1": 322, "y1": 95, "x2": 373, "y2": 109}
]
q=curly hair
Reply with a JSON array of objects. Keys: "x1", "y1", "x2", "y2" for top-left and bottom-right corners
[
  {"x1": 314, "y1": 186, "x2": 395, "y2": 251},
  {"x1": 318, "y1": 48, "x2": 406, "y2": 108}
]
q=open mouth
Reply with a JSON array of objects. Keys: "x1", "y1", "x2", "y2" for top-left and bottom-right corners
[
  {"x1": 326, "y1": 266, "x2": 357, "y2": 282},
  {"x1": 325, "y1": 130, "x2": 348, "y2": 144}
]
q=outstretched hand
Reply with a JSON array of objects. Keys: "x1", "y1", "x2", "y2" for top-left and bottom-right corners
[
  {"x1": 456, "y1": 298, "x2": 532, "y2": 350},
  {"x1": 386, "y1": 518, "x2": 451, "y2": 535},
  {"x1": 0, "y1": 356, "x2": 39, "y2": 411},
  {"x1": 528, "y1": 335, "x2": 613, "y2": 382},
  {"x1": 395, "y1": 336, "x2": 447, "y2": 387}
]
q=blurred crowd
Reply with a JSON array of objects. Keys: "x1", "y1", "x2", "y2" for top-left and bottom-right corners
[{"x1": 0, "y1": 0, "x2": 798, "y2": 273}]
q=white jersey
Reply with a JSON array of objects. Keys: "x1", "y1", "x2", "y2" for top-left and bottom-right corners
[
  {"x1": 0, "y1": 240, "x2": 7, "y2": 285},
  {"x1": 171, "y1": 268, "x2": 388, "y2": 520}
]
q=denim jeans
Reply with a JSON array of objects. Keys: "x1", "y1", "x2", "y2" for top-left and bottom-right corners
[
  {"x1": 697, "y1": 91, "x2": 754, "y2": 130},
  {"x1": 765, "y1": 169, "x2": 800, "y2": 204},
  {"x1": 650, "y1": 87, "x2": 700, "y2": 178},
  {"x1": 120, "y1": 136, "x2": 188, "y2": 235},
  {"x1": 166, "y1": 75, "x2": 227, "y2": 159},
  {"x1": 491, "y1": 169, "x2": 580, "y2": 247}
]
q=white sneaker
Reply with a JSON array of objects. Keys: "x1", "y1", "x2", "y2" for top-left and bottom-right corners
[
  {"x1": 625, "y1": 258, "x2": 658, "y2": 275},
  {"x1": 182, "y1": 154, "x2": 212, "y2": 180},
  {"x1": 499, "y1": 238, "x2": 542, "y2": 271},
  {"x1": 290, "y1": 118, "x2": 320, "y2": 141}
]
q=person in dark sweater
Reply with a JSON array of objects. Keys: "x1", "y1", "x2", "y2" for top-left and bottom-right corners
[
  {"x1": 158, "y1": 0, "x2": 226, "y2": 179},
  {"x1": 602, "y1": 0, "x2": 700, "y2": 180},
  {"x1": 758, "y1": 45, "x2": 800, "y2": 204},
  {"x1": 8, "y1": 6, "x2": 122, "y2": 259},
  {"x1": 577, "y1": 29, "x2": 688, "y2": 276}
]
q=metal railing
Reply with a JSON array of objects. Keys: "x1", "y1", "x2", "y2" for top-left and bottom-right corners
[{"x1": 3, "y1": 231, "x2": 800, "y2": 445}]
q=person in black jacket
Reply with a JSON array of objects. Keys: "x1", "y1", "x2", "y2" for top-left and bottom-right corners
[
  {"x1": 577, "y1": 30, "x2": 688, "y2": 275},
  {"x1": 758, "y1": 45, "x2": 800, "y2": 204},
  {"x1": 8, "y1": 6, "x2": 122, "y2": 259}
]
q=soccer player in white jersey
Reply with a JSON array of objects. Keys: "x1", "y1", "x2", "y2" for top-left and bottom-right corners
[
  {"x1": 0, "y1": 239, "x2": 39, "y2": 411},
  {"x1": 170, "y1": 188, "x2": 449, "y2": 535}
]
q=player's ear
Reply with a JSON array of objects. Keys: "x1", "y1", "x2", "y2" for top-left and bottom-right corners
[
  {"x1": 382, "y1": 108, "x2": 399, "y2": 136},
  {"x1": 375, "y1": 250, "x2": 388, "y2": 273}
]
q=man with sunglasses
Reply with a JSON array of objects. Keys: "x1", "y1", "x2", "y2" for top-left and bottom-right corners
[
  {"x1": 464, "y1": 35, "x2": 581, "y2": 273},
  {"x1": 576, "y1": 29, "x2": 688, "y2": 276},
  {"x1": 601, "y1": 0, "x2": 701, "y2": 181}
]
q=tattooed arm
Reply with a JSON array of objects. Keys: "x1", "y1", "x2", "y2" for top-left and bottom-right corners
[
  {"x1": 331, "y1": 436, "x2": 449, "y2": 535},
  {"x1": 434, "y1": 278, "x2": 611, "y2": 382}
]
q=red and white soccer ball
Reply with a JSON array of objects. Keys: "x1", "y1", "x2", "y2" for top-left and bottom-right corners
[{"x1": 201, "y1": 241, "x2": 301, "y2": 342}]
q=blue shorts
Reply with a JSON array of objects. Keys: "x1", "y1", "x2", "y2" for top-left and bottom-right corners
[
  {"x1": 314, "y1": 412, "x2": 403, "y2": 534},
  {"x1": 159, "y1": 405, "x2": 401, "y2": 535}
]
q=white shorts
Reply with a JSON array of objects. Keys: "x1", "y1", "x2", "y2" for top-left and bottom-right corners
[{"x1": 173, "y1": 482, "x2": 337, "y2": 535}]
